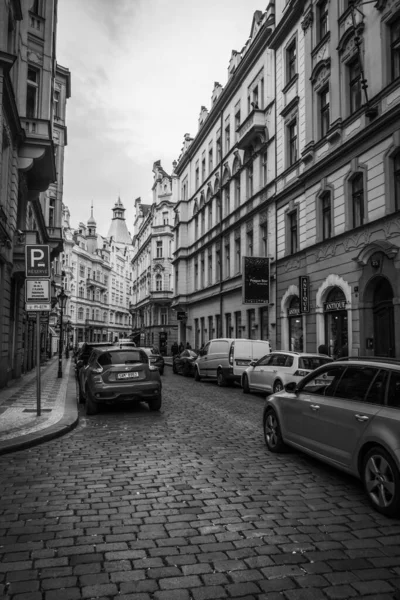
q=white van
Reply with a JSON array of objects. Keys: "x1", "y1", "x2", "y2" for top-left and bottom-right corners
[{"x1": 194, "y1": 338, "x2": 271, "y2": 386}]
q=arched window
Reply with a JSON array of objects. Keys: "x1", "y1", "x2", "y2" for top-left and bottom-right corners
[
  {"x1": 78, "y1": 307, "x2": 84, "y2": 320},
  {"x1": 86, "y1": 308, "x2": 90, "y2": 319},
  {"x1": 324, "y1": 287, "x2": 348, "y2": 358},
  {"x1": 352, "y1": 173, "x2": 364, "y2": 227},
  {"x1": 103, "y1": 311, "x2": 107, "y2": 323},
  {"x1": 156, "y1": 274, "x2": 162, "y2": 291},
  {"x1": 288, "y1": 296, "x2": 303, "y2": 352}
]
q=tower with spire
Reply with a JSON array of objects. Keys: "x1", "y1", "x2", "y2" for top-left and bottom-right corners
[
  {"x1": 86, "y1": 202, "x2": 97, "y2": 254},
  {"x1": 107, "y1": 197, "x2": 132, "y2": 245}
]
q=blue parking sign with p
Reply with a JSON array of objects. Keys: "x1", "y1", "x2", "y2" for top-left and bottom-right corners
[{"x1": 26, "y1": 245, "x2": 50, "y2": 278}]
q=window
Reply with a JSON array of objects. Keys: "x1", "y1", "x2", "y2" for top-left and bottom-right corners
[
  {"x1": 216, "y1": 247, "x2": 221, "y2": 282},
  {"x1": 334, "y1": 366, "x2": 380, "y2": 402},
  {"x1": 208, "y1": 249, "x2": 212, "y2": 284},
  {"x1": 235, "y1": 110, "x2": 241, "y2": 141},
  {"x1": 26, "y1": 67, "x2": 40, "y2": 118},
  {"x1": 261, "y1": 152, "x2": 268, "y2": 186},
  {"x1": 208, "y1": 204, "x2": 213, "y2": 229},
  {"x1": 391, "y1": 18, "x2": 400, "y2": 81},
  {"x1": 302, "y1": 366, "x2": 346, "y2": 396},
  {"x1": 247, "y1": 162, "x2": 253, "y2": 198},
  {"x1": 352, "y1": 173, "x2": 364, "y2": 227},
  {"x1": 162, "y1": 211, "x2": 168, "y2": 225},
  {"x1": 224, "y1": 240, "x2": 230, "y2": 278},
  {"x1": 349, "y1": 60, "x2": 362, "y2": 114},
  {"x1": 234, "y1": 174, "x2": 241, "y2": 207},
  {"x1": 200, "y1": 253, "x2": 205, "y2": 287},
  {"x1": 235, "y1": 238, "x2": 241, "y2": 273},
  {"x1": 320, "y1": 87, "x2": 330, "y2": 138},
  {"x1": 225, "y1": 124, "x2": 230, "y2": 153},
  {"x1": 260, "y1": 223, "x2": 268, "y2": 256},
  {"x1": 194, "y1": 215, "x2": 199, "y2": 239},
  {"x1": 209, "y1": 148, "x2": 213, "y2": 172},
  {"x1": 194, "y1": 259, "x2": 199, "y2": 290},
  {"x1": 216, "y1": 136, "x2": 221, "y2": 162},
  {"x1": 224, "y1": 187, "x2": 230, "y2": 217},
  {"x1": 202, "y1": 158, "x2": 206, "y2": 182},
  {"x1": 289, "y1": 211, "x2": 298, "y2": 254},
  {"x1": 31, "y1": 0, "x2": 43, "y2": 15},
  {"x1": 286, "y1": 40, "x2": 297, "y2": 83},
  {"x1": 318, "y1": 0, "x2": 329, "y2": 41},
  {"x1": 54, "y1": 90, "x2": 60, "y2": 118},
  {"x1": 195, "y1": 166, "x2": 199, "y2": 189},
  {"x1": 395, "y1": 153, "x2": 400, "y2": 210},
  {"x1": 246, "y1": 230, "x2": 253, "y2": 256},
  {"x1": 201, "y1": 209, "x2": 205, "y2": 235},
  {"x1": 322, "y1": 192, "x2": 332, "y2": 240},
  {"x1": 388, "y1": 371, "x2": 400, "y2": 407},
  {"x1": 252, "y1": 86, "x2": 259, "y2": 109},
  {"x1": 156, "y1": 240, "x2": 163, "y2": 258},
  {"x1": 79, "y1": 265, "x2": 85, "y2": 277},
  {"x1": 288, "y1": 119, "x2": 298, "y2": 166},
  {"x1": 155, "y1": 274, "x2": 162, "y2": 291}
]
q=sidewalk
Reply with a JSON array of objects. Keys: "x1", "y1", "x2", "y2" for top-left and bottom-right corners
[{"x1": 0, "y1": 356, "x2": 79, "y2": 455}]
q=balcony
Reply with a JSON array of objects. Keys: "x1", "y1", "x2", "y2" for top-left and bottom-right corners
[
  {"x1": 86, "y1": 276, "x2": 108, "y2": 289},
  {"x1": 149, "y1": 289, "x2": 174, "y2": 304},
  {"x1": 236, "y1": 109, "x2": 268, "y2": 150},
  {"x1": 18, "y1": 118, "x2": 56, "y2": 192},
  {"x1": 85, "y1": 318, "x2": 107, "y2": 328},
  {"x1": 29, "y1": 11, "x2": 45, "y2": 39},
  {"x1": 46, "y1": 226, "x2": 63, "y2": 258}
]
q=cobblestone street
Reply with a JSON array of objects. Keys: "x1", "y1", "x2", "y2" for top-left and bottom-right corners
[{"x1": 1, "y1": 369, "x2": 400, "y2": 600}]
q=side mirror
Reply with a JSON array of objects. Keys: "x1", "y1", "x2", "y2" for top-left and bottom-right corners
[
  {"x1": 250, "y1": 360, "x2": 257, "y2": 367},
  {"x1": 284, "y1": 381, "x2": 298, "y2": 393},
  {"x1": 76, "y1": 360, "x2": 83, "y2": 368}
]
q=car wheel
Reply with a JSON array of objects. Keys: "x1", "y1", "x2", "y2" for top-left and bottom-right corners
[
  {"x1": 183, "y1": 363, "x2": 190, "y2": 377},
  {"x1": 85, "y1": 388, "x2": 99, "y2": 416},
  {"x1": 78, "y1": 383, "x2": 85, "y2": 404},
  {"x1": 362, "y1": 446, "x2": 400, "y2": 517},
  {"x1": 242, "y1": 374, "x2": 250, "y2": 394},
  {"x1": 194, "y1": 368, "x2": 201, "y2": 382},
  {"x1": 273, "y1": 380, "x2": 284, "y2": 394},
  {"x1": 172, "y1": 363, "x2": 177, "y2": 374},
  {"x1": 148, "y1": 394, "x2": 162, "y2": 411},
  {"x1": 217, "y1": 369, "x2": 227, "y2": 387},
  {"x1": 264, "y1": 408, "x2": 286, "y2": 453}
]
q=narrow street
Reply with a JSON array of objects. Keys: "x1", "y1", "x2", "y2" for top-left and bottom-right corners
[{"x1": 1, "y1": 369, "x2": 399, "y2": 600}]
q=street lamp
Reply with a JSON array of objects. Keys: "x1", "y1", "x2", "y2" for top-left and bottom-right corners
[{"x1": 57, "y1": 288, "x2": 68, "y2": 378}]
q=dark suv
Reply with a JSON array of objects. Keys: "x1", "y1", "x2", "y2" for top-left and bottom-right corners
[
  {"x1": 263, "y1": 357, "x2": 400, "y2": 517},
  {"x1": 75, "y1": 342, "x2": 113, "y2": 399}
]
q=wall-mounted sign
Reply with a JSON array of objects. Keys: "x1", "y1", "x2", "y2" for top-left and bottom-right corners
[
  {"x1": 288, "y1": 307, "x2": 300, "y2": 316},
  {"x1": 324, "y1": 300, "x2": 347, "y2": 312},
  {"x1": 177, "y1": 311, "x2": 187, "y2": 321},
  {"x1": 299, "y1": 276, "x2": 310, "y2": 314},
  {"x1": 242, "y1": 256, "x2": 270, "y2": 304},
  {"x1": 25, "y1": 279, "x2": 50, "y2": 303}
]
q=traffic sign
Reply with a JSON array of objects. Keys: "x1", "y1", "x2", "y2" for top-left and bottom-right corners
[
  {"x1": 26, "y1": 303, "x2": 51, "y2": 311},
  {"x1": 25, "y1": 279, "x2": 51, "y2": 303},
  {"x1": 25, "y1": 245, "x2": 50, "y2": 278}
]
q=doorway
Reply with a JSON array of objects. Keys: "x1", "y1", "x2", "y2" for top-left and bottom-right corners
[{"x1": 373, "y1": 277, "x2": 395, "y2": 357}]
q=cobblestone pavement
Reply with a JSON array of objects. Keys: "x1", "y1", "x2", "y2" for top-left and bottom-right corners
[{"x1": 1, "y1": 368, "x2": 400, "y2": 600}]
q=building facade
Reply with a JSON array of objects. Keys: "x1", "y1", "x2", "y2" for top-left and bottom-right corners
[
  {"x1": 130, "y1": 161, "x2": 178, "y2": 354},
  {"x1": 0, "y1": 0, "x2": 69, "y2": 388},
  {"x1": 62, "y1": 200, "x2": 134, "y2": 346},
  {"x1": 172, "y1": 8, "x2": 277, "y2": 350},
  {"x1": 272, "y1": 0, "x2": 400, "y2": 359}
]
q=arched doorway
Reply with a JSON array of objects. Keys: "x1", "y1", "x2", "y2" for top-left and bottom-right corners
[
  {"x1": 372, "y1": 277, "x2": 395, "y2": 357},
  {"x1": 288, "y1": 296, "x2": 303, "y2": 351},
  {"x1": 324, "y1": 287, "x2": 348, "y2": 358}
]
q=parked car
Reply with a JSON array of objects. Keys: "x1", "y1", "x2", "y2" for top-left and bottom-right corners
[
  {"x1": 75, "y1": 341, "x2": 114, "y2": 390},
  {"x1": 173, "y1": 349, "x2": 198, "y2": 376},
  {"x1": 242, "y1": 351, "x2": 332, "y2": 395},
  {"x1": 80, "y1": 346, "x2": 162, "y2": 415},
  {"x1": 263, "y1": 357, "x2": 400, "y2": 517},
  {"x1": 138, "y1": 346, "x2": 165, "y2": 375},
  {"x1": 194, "y1": 338, "x2": 271, "y2": 386}
]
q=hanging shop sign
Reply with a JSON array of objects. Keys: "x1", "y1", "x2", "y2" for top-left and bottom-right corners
[
  {"x1": 242, "y1": 256, "x2": 270, "y2": 304},
  {"x1": 299, "y1": 276, "x2": 310, "y2": 314},
  {"x1": 177, "y1": 311, "x2": 187, "y2": 321}
]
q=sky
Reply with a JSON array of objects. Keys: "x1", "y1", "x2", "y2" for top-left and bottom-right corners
[{"x1": 56, "y1": 0, "x2": 266, "y2": 237}]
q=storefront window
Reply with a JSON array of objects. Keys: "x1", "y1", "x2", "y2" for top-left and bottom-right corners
[
  {"x1": 324, "y1": 287, "x2": 348, "y2": 358},
  {"x1": 288, "y1": 296, "x2": 303, "y2": 351}
]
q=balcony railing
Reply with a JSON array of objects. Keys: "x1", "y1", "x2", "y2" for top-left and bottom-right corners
[
  {"x1": 86, "y1": 276, "x2": 107, "y2": 289},
  {"x1": 46, "y1": 226, "x2": 62, "y2": 241},
  {"x1": 236, "y1": 109, "x2": 267, "y2": 150}
]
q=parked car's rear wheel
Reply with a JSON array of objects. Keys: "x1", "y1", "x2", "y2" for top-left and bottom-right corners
[
  {"x1": 273, "y1": 380, "x2": 284, "y2": 394},
  {"x1": 194, "y1": 368, "x2": 201, "y2": 381},
  {"x1": 172, "y1": 363, "x2": 177, "y2": 374},
  {"x1": 264, "y1": 408, "x2": 286, "y2": 453},
  {"x1": 217, "y1": 369, "x2": 227, "y2": 387},
  {"x1": 242, "y1": 374, "x2": 250, "y2": 394},
  {"x1": 78, "y1": 382, "x2": 85, "y2": 404},
  {"x1": 148, "y1": 394, "x2": 162, "y2": 411},
  {"x1": 183, "y1": 362, "x2": 191, "y2": 377},
  {"x1": 85, "y1": 387, "x2": 99, "y2": 416},
  {"x1": 159, "y1": 368, "x2": 164, "y2": 376},
  {"x1": 362, "y1": 446, "x2": 400, "y2": 517}
]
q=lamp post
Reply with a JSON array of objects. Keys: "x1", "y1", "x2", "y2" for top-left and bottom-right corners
[{"x1": 57, "y1": 288, "x2": 68, "y2": 378}]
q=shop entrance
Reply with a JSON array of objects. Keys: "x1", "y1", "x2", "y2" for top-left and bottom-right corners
[
  {"x1": 324, "y1": 287, "x2": 348, "y2": 358},
  {"x1": 372, "y1": 277, "x2": 395, "y2": 357}
]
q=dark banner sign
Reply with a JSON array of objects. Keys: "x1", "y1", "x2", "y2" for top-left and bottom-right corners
[
  {"x1": 177, "y1": 311, "x2": 187, "y2": 321},
  {"x1": 242, "y1": 256, "x2": 269, "y2": 304},
  {"x1": 299, "y1": 276, "x2": 310, "y2": 314},
  {"x1": 288, "y1": 308, "x2": 300, "y2": 316},
  {"x1": 324, "y1": 300, "x2": 346, "y2": 312}
]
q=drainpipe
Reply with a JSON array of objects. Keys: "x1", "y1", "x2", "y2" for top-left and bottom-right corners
[
  {"x1": 274, "y1": 41, "x2": 278, "y2": 351},
  {"x1": 219, "y1": 109, "x2": 224, "y2": 337}
]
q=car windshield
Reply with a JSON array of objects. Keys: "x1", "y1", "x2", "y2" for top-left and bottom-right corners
[
  {"x1": 97, "y1": 351, "x2": 147, "y2": 366},
  {"x1": 299, "y1": 356, "x2": 332, "y2": 370}
]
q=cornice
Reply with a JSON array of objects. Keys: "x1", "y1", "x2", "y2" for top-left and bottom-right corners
[{"x1": 268, "y1": 0, "x2": 307, "y2": 50}]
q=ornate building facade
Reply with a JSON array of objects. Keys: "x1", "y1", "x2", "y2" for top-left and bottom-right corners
[
  {"x1": 0, "y1": 0, "x2": 70, "y2": 388},
  {"x1": 273, "y1": 0, "x2": 400, "y2": 359},
  {"x1": 62, "y1": 200, "x2": 134, "y2": 346},
  {"x1": 130, "y1": 161, "x2": 178, "y2": 354}
]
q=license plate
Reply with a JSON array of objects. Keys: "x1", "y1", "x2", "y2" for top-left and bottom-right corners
[{"x1": 117, "y1": 372, "x2": 139, "y2": 379}]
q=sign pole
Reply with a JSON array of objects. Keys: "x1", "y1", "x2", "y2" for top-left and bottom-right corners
[{"x1": 36, "y1": 312, "x2": 41, "y2": 416}]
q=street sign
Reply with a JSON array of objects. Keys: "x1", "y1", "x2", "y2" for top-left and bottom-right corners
[
  {"x1": 25, "y1": 303, "x2": 51, "y2": 311},
  {"x1": 25, "y1": 279, "x2": 50, "y2": 303},
  {"x1": 177, "y1": 311, "x2": 187, "y2": 320},
  {"x1": 25, "y1": 245, "x2": 50, "y2": 278}
]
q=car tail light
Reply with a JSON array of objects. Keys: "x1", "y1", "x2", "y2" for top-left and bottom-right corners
[
  {"x1": 293, "y1": 369, "x2": 309, "y2": 377},
  {"x1": 149, "y1": 365, "x2": 158, "y2": 371},
  {"x1": 229, "y1": 345, "x2": 234, "y2": 366},
  {"x1": 91, "y1": 361, "x2": 103, "y2": 374},
  {"x1": 92, "y1": 375, "x2": 103, "y2": 383}
]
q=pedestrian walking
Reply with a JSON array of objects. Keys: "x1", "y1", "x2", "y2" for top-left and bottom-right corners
[
  {"x1": 186, "y1": 341, "x2": 192, "y2": 350},
  {"x1": 178, "y1": 342, "x2": 184, "y2": 353},
  {"x1": 171, "y1": 341, "x2": 179, "y2": 356}
]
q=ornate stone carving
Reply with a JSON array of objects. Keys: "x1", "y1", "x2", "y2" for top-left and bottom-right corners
[
  {"x1": 284, "y1": 259, "x2": 301, "y2": 272},
  {"x1": 260, "y1": 210, "x2": 268, "y2": 224},
  {"x1": 316, "y1": 244, "x2": 337, "y2": 262},
  {"x1": 301, "y1": 7, "x2": 313, "y2": 32}
]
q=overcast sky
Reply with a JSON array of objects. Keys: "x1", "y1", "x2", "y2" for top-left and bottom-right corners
[{"x1": 56, "y1": 0, "x2": 265, "y2": 237}]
